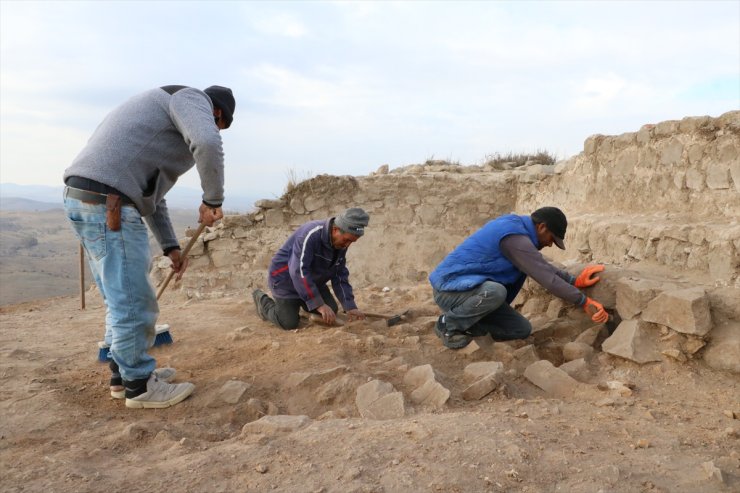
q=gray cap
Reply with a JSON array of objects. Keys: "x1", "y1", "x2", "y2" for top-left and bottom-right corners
[{"x1": 335, "y1": 207, "x2": 369, "y2": 236}]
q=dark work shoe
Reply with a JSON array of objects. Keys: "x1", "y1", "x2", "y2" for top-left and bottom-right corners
[
  {"x1": 434, "y1": 316, "x2": 472, "y2": 349},
  {"x1": 252, "y1": 289, "x2": 268, "y2": 321}
]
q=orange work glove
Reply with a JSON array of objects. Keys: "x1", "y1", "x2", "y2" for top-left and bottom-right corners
[
  {"x1": 575, "y1": 264, "x2": 605, "y2": 288},
  {"x1": 583, "y1": 297, "x2": 609, "y2": 323}
]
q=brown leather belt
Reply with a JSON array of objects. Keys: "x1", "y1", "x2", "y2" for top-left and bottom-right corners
[
  {"x1": 64, "y1": 176, "x2": 134, "y2": 204},
  {"x1": 65, "y1": 186, "x2": 118, "y2": 205},
  {"x1": 64, "y1": 187, "x2": 133, "y2": 232}
]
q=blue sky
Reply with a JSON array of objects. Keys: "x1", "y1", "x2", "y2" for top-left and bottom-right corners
[{"x1": 1, "y1": 0, "x2": 738, "y2": 202}]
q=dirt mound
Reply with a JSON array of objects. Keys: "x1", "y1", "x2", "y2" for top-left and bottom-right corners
[{"x1": 1, "y1": 289, "x2": 738, "y2": 492}]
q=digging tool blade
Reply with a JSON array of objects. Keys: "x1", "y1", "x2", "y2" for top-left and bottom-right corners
[{"x1": 364, "y1": 309, "x2": 412, "y2": 327}]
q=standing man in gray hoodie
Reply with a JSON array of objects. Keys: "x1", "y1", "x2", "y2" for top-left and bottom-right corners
[{"x1": 63, "y1": 85, "x2": 235, "y2": 409}]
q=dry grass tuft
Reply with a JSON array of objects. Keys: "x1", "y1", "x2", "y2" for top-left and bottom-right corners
[
  {"x1": 483, "y1": 150, "x2": 557, "y2": 169},
  {"x1": 284, "y1": 168, "x2": 314, "y2": 195}
]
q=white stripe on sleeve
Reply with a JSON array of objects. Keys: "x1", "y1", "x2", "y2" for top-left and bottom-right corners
[{"x1": 299, "y1": 225, "x2": 323, "y2": 278}]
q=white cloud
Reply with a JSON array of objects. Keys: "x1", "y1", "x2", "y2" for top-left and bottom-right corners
[
  {"x1": 252, "y1": 13, "x2": 308, "y2": 38},
  {"x1": 0, "y1": 0, "x2": 737, "y2": 197},
  {"x1": 572, "y1": 74, "x2": 627, "y2": 111},
  {"x1": 248, "y1": 64, "x2": 339, "y2": 109}
]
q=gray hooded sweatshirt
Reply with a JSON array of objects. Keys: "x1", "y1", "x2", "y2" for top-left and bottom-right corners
[{"x1": 63, "y1": 86, "x2": 225, "y2": 251}]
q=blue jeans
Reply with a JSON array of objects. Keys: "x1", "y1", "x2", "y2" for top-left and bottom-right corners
[
  {"x1": 64, "y1": 192, "x2": 158, "y2": 381},
  {"x1": 433, "y1": 281, "x2": 531, "y2": 340}
]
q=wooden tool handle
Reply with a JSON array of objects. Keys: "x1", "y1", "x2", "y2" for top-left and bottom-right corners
[
  {"x1": 363, "y1": 311, "x2": 392, "y2": 319},
  {"x1": 156, "y1": 222, "x2": 207, "y2": 300},
  {"x1": 79, "y1": 243, "x2": 86, "y2": 310},
  {"x1": 308, "y1": 313, "x2": 345, "y2": 326}
]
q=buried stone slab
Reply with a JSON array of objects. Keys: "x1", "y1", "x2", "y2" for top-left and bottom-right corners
[
  {"x1": 511, "y1": 344, "x2": 540, "y2": 372},
  {"x1": 702, "y1": 321, "x2": 740, "y2": 374},
  {"x1": 215, "y1": 380, "x2": 251, "y2": 405},
  {"x1": 640, "y1": 287, "x2": 712, "y2": 336},
  {"x1": 490, "y1": 343, "x2": 515, "y2": 364},
  {"x1": 457, "y1": 339, "x2": 483, "y2": 356},
  {"x1": 562, "y1": 342, "x2": 595, "y2": 362},
  {"x1": 285, "y1": 366, "x2": 350, "y2": 389},
  {"x1": 574, "y1": 325, "x2": 609, "y2": 347},
  {"x1": 228, "y1": 398, "x2": 279, "y2": 428},
  {"x1": 403, "y1": 364, "x2": 436, "y2": 388},
  {"x1": 523, "y1": 360, "x2": 581, "y2": 397},
  {"x1": 404, "y1": 365, "x2": 450, "y2": 409},
  {"x1": 558, "y1": 358, "x2": 593, "y2": 383},
  {"x1": 315, "y1": 374, "x2": 367, "y2": 406},
  {"x1": 355, "y1": 380, "x2": 405, "y2": 420},
  {"x1": 409, "y1": 379, "x2": 450, "y2": 408},
  {"x1": 463, "y1": 361, "x2": 504, "y2": 382},
  {"x1": 241, "y1": 415, "x2": 311, "y2": 435},
  {"x1": 602, "y1": 320, "x2": 662, "y2": 364},
  {"x1": 462, "y1": 373, "x2": 500, "y2": 401},
  {"x1": 461, "y1": 363, "x2": 505, "y2": 401}
]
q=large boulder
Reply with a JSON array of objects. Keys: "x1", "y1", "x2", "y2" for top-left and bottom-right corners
[{"x1": 641, "y1": 288, "x2": 712, "y2": 336}]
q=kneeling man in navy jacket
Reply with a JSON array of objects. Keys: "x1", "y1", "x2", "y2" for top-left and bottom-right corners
[{"x1": 253, "y1": 207, "x2": 369, "y2": 329}]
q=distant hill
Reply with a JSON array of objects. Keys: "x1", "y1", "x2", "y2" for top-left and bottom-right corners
[
  {"x1": 0, "y1": 183, "x2": 259, "y2": 212},
  {"x1": 0, "y1": 207, "x2": 202, "y2": 306},
  {"x1": 0, "y1": 197, "x2": 62, "y2": 211}
]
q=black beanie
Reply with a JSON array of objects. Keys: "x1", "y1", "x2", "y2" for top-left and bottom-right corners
[{"x1": 204, "y1": 85, "x2": 235, "y2": 128}]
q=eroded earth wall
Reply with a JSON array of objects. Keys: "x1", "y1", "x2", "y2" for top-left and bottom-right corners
[{"x1": 155, "y1": 110, "x2": 739, "y2": 296}]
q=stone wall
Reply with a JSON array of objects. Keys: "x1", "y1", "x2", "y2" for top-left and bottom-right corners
[
  {"x1": 519, "y1": 112, "x2": 740, "y2": 218},
  {"x1": 153, "y1": 171, "x2": 522, "y2": 297},
  {"x1": 152, "y1": 110, "x2": 740, "y2": 297},
  {"x1": 516, "y1": 110, "x2": 740, "y2": 286}
]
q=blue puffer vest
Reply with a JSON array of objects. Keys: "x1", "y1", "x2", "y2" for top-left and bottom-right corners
[{"x1": 429, "y1": 214, "x2": 539, "y2": 299}]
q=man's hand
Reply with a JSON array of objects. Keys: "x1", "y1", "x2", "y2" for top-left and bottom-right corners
[
  {"x1": 345, "y1": 309, "x2": 365, "y2": 322},
  {"x1": 583, "y1": 297, "x2": 609, "y2": 323},
  {"x1": 168, "y1": 249, "x2": 190, "y2": 281},
  {"x1": 575, "y1": 264, "x2": 605, "y2": 288},
  {"x1": 316, "y1": 304, "x2": 336, "y2": 325},
  {"x1": 199, "y1": 203, "x2": 223, "y2": 227}
]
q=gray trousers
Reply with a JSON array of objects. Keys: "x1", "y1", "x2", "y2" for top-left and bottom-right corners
[
  {"x1": 433, "y1": 281, "x2": 531, "y2": 340},
  {"x1": 259, "y1": 284, "x2": 339, "y2": 330}
]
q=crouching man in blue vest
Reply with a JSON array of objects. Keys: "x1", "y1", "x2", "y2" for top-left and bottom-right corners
[{"x1": 429, "y1": 206, "x2": 609, "y2": 349}]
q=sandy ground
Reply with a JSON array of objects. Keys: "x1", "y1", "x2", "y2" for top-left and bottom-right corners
[{"x1": 1, "y1": 287, "x2": 738, "y2": 493}]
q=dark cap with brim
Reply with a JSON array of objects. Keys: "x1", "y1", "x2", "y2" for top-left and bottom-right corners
[{"x1": 531, "y1": 206, "x2": 567, "y2": 250}]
